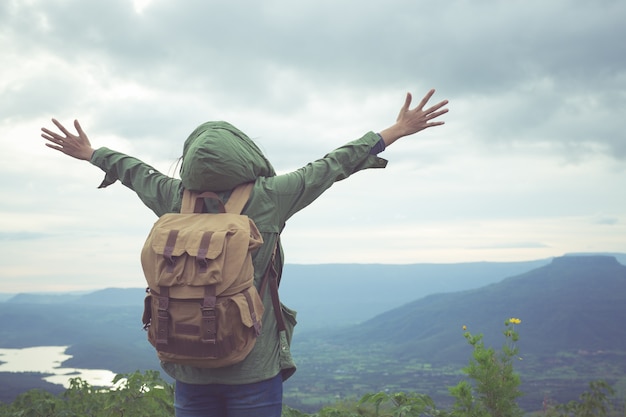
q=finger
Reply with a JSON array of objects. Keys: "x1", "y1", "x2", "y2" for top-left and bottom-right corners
[
  {"x1": 402, "y1": 92, "x2": 412, "y2": 111},
  {"x1": 424, "y1": 109, "x2": 449, "y2": 122},
  {"x1": 42, "y1": 135, "x2": 64, "y2": 146},
  {"x1": 416, "y1": 89, "x2": 436, "y2": 110},
  {"x1": 425, "y1": 120, "x2": 445, "y2": 128},
  {"x1": 74, "y1": 119, "x2": 86, "y2": 138},
  {"x1": 44, "y1": 142, "x2": 65, "y2": 152},
  {"x1": 41, "y1": 128, "x2": 62, "y2": 141},
  {"x1": 397, "y1": 92, "x2": 413, "y2": 121},
  {"x1": 51, "y1": 118, "x2": 72, "y2": 137},
  {"x1": 424, "y1": 99, "x2": 449, "y2": 115}
]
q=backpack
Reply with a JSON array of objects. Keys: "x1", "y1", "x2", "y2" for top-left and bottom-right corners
[{"x1": 140, "y1": 182, "x2": 265, "y2": 368}]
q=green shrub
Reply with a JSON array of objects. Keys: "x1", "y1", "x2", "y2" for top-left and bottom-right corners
[
  {"x1": 445, "y1": 318, "x2": 524, "y2": 417},
  {"x1": 0, "y1": 370, "x2": 173, "y2": 417}
]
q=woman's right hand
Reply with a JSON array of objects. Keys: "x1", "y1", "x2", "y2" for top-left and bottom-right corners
[
  {"x1": 379, "y1": 89, "x2": 449, "y2": 147},
  {"x1": 41, "y1": 119, "x2": 95, "y2": 161}
]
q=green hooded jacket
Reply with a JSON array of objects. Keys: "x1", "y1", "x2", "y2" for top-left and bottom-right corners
[{"x1": 90, "y1": 122, "x2": 387, "y2": 384}]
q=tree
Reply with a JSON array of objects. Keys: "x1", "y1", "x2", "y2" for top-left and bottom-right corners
[{"x1": 0, "y1": 370, "x2": 174, "y2": 417}]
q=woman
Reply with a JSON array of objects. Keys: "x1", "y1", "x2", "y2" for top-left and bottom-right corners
[{"x1": 41, "y1": 89, "x2": 448, "y2": 417}]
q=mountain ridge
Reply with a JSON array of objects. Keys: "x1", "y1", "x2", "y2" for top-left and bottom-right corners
[
  {"x1": 3, "y1": 259, "x2": 557, "y2": 329},
  {"x1": 321, "y1": 255, "x2": 626, "y2": 363}
]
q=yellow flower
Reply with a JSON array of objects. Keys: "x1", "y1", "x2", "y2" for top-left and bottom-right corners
[
  {"x1": 462, "y1": 325, "x2": 467, "y2": 331},
  {"x1": 509, "y1": 318, "x2": 521, "y2": 325}
]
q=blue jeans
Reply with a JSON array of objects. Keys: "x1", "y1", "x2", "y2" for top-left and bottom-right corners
[{"x1": 174, "y1": 373, "x2": 283, "y2": 417}]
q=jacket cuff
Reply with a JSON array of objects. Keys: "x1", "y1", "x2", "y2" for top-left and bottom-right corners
[{"x1": 90, "y1": 147, "x2": 120, "y2": 188}]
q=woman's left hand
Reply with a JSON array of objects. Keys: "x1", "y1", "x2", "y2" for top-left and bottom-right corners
[{"x1": 41, "y1": 119, "x2": 95, "y2": 161}]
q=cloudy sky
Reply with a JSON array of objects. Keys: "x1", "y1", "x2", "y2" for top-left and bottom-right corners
[{"x1": 1, "y1": 0, "x2": 625, "y2": 293}]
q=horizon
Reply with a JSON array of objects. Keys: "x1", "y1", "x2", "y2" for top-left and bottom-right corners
[{"x1": 2, "y1": 251, "x2": 624, "y2": 295}]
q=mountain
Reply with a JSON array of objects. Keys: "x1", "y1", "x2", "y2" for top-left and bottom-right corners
[
  {"x1": 3, "y1": 260, "x2": 552, "y2": 330},
  {"x1": 5, "y1": 293, "x2": 84, "y2": 304},
  {"x1": 5, "y1": 288, "x2": 146, "y2": 306},
  {"x1": 0, "y1": 294, "x2": 16, "y2": 302},
  {"x1": 323, "y1": 255, "x2": 626, "y2": 363},
  {"x1": 280, "y1": 259, "x2": 551, "y2": 328},
  {"x1": 1, "y1": 260, "x2": 557, "y2": 376},
  {"x1": 284, "y1": 255, "x2": 626, "y2": 412}
]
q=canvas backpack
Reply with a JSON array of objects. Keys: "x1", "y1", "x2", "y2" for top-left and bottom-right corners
[{"x1": 140, "y1": 182, "x2": 266, "y2": 368}]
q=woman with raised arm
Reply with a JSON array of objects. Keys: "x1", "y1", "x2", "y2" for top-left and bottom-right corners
[{"x1": 41, "y1": 89, "x2": 448, "y2": 417}]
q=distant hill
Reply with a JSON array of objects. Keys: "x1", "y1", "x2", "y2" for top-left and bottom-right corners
[
  {"x1": 3, "y1": 260, "x2": 554, "y2": 330},
  {"x1": 322, "y1": 255, "x2": 626, "y2": 363},
  {"x1": 0, "y1": 260, "x2": 555, "y2": 373},
  {"x1": 4, "y1": 293, "x2": 83, "y2": 304},
  {"x1": 280, "y1": 259, "x2": 552, "y2": 328},
  {"x1": 0, "y1": 294, "x2": 15, "y2": 302},
  {"x1": 5, "y1": 288, "x2": 146, "y2": 306}
]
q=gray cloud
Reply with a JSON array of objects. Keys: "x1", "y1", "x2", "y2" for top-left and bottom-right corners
[{"x1": 1, "y1": 0, "x2": 625, "y2": 291}]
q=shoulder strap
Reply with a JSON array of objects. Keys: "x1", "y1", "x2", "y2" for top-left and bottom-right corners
[
  {"x1": 180, "y1": 190, "x2": 223, "y2": 214},
  {"x1": 260, "y1": 242, "x2": 286, "y2": 332},
  {"x1": 180, "y1": 182, "x2": 254, "y2": 214},
  {"x1": 224, "y1": 182, "x2": 254, "y2": 214}
]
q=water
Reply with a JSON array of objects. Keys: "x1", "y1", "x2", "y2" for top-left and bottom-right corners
[{"x1": 0, "y1": 346, "x2": 118, "y2": 388}]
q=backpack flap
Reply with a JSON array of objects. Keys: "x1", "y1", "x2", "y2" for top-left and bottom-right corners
[{"x1": 141, "y1": 212, "x2": 262, "y2": 293}]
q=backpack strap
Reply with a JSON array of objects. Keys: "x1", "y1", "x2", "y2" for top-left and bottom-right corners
[
  {"x1": 180, "y1": 190, "x2": 225, "y2": 214},
  {"x1": 224, "y1": 182, "x2": 254, "y2": 214},
  {"x1": 155, "y1": 286, "x2": 171, "y2": 346},
  {"x1": 180, "y1": 182, "x2": 254, "y2": 214},
  {"x1": 260, "y1": 242, "x2": 287, "y2": 333},
  {"x1": 268, "y1": 264, "x2": 286, "y2": 333}
]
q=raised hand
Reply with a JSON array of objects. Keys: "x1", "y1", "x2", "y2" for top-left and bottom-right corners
[
  {"x1": 380, "y1": 89, "x2": 449, "y2": 147},
  {"x1": 41, "y1": 119, "x2": 95, "y2": 161}
]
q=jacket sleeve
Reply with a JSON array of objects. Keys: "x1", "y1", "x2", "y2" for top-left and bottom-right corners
[
  {"x1": 90, "y1": 147, "x2": 182, "y2": 217},
  {"x1": 266, "y1": 131, "x2": 387, "y2": 223}
]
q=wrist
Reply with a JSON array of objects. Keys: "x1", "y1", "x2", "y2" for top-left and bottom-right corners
[
  {"x1": 83, "y1": 148, "x2": 96, "y2": 161},
  {"x1": 378, "y1": 125, "x2": 404, "y2": 147}
]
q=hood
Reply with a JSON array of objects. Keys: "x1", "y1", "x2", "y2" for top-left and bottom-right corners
[{"x1": 180, "y1": 121, "x2": 276, "y2": 192}]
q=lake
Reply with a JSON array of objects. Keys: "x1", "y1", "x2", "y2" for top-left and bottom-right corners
[{"x1": 0, "y1": 346, "x2": 118, "y2": 388}]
